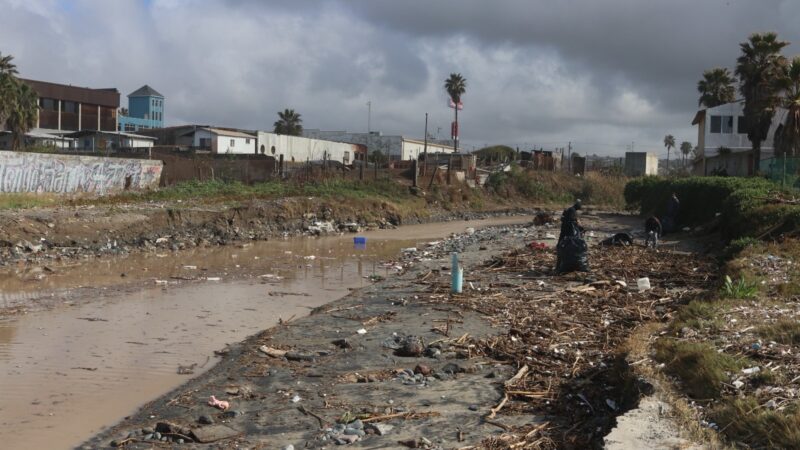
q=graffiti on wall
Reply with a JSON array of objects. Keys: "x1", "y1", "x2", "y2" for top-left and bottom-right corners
[{"x1": 0, "y1": 151, "x2": 163, "y2": 195}]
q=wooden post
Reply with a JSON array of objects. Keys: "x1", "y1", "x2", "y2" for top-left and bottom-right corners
[
  {"x1": 279, "y1": 154, "x2": 284, "y2": 179},
  {"x1": 374, "y1": 156, "x2": 378, "y2": 181},
  {"x1": 447, "y1": 154, "x2": 452, "y2": 185},
  {"x1": 412, "y1": 159, "x2": 418, "y2": 187},
  {"x1": 359, "y1": 157, "x2": 364, "y2": 181}
]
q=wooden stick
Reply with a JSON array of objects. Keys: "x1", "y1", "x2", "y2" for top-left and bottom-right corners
[
  {"x1": 487, "y1": 394, "x2": 508, "y2": 419},
  {"x1": 504, "y1": 364, "x2": 529, "y2": 387},
  {"x1": 298, "y1": 405, "x2": 326, "y2": 429}
]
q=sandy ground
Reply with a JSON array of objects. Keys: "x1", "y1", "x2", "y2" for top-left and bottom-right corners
[{"x1": 75, "y1": 212, "x2": 713, "y2": 450}]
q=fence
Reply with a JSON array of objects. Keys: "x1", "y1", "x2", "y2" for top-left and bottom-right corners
[{"x1": 764, "y1": 156, "x2": 800, "y2": 189}]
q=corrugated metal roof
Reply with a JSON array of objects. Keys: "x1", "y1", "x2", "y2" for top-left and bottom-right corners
[{"x1": 129, "y1": 85, "x2": 164, "y2": 98}]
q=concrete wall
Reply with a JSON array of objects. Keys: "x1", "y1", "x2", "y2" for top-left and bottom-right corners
[
  {"x1": 303, "y1": 130, "x2": 403, "y2": 159},
  {"x1": 256, "y1": 132, "x2": 362, "y2": 163},
  {"x1": 400, "y1": 140, "x2": 455, "y2": 160},
  {"x1": 624, "y1": 152, "x2": 658, "y2": 176},
  {"x1": 0, "y1": 151, "x2": 162, "y2": 194}
]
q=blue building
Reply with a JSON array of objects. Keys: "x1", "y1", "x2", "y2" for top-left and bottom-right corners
[{"x1": 117, "y1": 85, "x2": 164, "y2": 132}]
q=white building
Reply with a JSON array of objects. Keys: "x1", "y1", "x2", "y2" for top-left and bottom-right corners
[
  {"x1": 303, "y1": 130, "x2": 456, "y2": 161},
  {"x1": 187, "y1": 127, "x2": 256, "y2": 154},
  {"x1": 255, "y1": 131, "x2": 363, "y2": 164},
  {"x1": 0, "y1": 129, "x2": 75, "y2": 150},
  {"x1": 692, "y1": 100, "x2": 785, "y2": 176},
  {"x1": 66, "y1": 130, "x2": 156, "y2": 151}
]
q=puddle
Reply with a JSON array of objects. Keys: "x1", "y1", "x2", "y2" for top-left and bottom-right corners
[{"x1": 0, "y1": 215, "x2": 530, "y2": 449}]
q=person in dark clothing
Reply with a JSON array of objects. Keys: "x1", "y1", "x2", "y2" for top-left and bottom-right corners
[
  {"x1": 644, "y1": 216, "x2": 662, "y2": 248},
  {"x1": 558, "y1": 199, "x2": 584, "y2": 244},
  {"x1": 661, "y1": 193, "x2": 680, "y2": 234}
]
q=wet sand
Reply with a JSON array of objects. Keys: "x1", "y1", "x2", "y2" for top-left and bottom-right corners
[{"x1": 0, "y1": 215, "x2": 532, "y2": 450}]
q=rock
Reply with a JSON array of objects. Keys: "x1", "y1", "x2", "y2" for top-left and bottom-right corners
[
  {"x1": 282, "y1": 446, "x2": 295, "y2": 450},
  {"x1": 286, "y1": 351, "x2": 317, "y2": 362},
  {"x1": 335, "y1": 434, "x2": 360, "y2": 444},
  {"x1": 414, "y1": 364, "x2": 432, "y2": 376},
  {"x1": 143, "y1": 434, "x2": 154, "y2": 441},
  {"x1": 349, "y1": 419, "x2": 364, "y2": 430},
  {"x1": 485, "y1": 371, "x2": 499, "y2": 379},
  {"x1": 190, "y1": 424, "x2": 240, "y2": 443},
  {"x1": 198, "y1": 415, "x2": 215, "y2": 425},
  {"x1": 153, "y1": 432, "x2": 161, "y2": 440},
  {"x1": 222, "y1": 410, "x2": 243, "y2": 419},
  {"x1": 635, "y1": 377, "x2": 655, "y2": 396},
  {"x1": 345, "y1": 428, "x2": 366, "y2": 437},
  {"x1": 177, "y1": 439, "x2": 184, "y2": 444},
  {"x1": 468, "y1": 405, "x2": 479, "y2": 411},
  {"x1": 423, "y1": 347, "x2": 441, "y2": 358},
  {"x1": 441, "y1": 362, "x2": 464, "y2": 374},
  {"x1": 141, "y1": 427, "x2": 154, "y2": 435},
  {"x1": 332, "y1": 338, "x2": 352, "y2": 349},
  {"x1": 367, "y1": 422, "x2": 394, "y2": 436},
  {"x1": 395, "y1": 335, "x2": 424, "y2": 357}
]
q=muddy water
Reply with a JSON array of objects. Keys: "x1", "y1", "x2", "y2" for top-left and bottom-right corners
[{"x1": 0, "y1": 215, "x2": 530, "y2": 450}]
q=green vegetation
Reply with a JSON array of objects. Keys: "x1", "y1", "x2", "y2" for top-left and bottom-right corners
[
  {"x1": 720, "y1": 275, "x2": 758, "y2": 299},
  {"x1": 0, "y1": 51, "x2": 38, "y2": 150},
  {"x1": 654, "y1": 340, "x2": 743, "y2": 399},
  {"x1": 0, "y1": 193, "x2": 60, "y2": 210},
  {"x1": 624, "y1": 176, "x2": 795, "y2": 239},
  {"x1": 487, "y1": 167, "x2": 627, "y2": 208},
  {"x1": 697, "y1": 67, "x2": 737, "y2": 108},
  {"x1": 474, "y1": 145, "x2": 515, "y2": 162},
  {"x1": 713, "y1": 398, "x2": 800, "y2": 449},
  {"x1": 273, "y1": 108, "x2": 303, "y2": 136},
  {"x1": 757, "y1": 319, "x2": 800, "y2": 345}
]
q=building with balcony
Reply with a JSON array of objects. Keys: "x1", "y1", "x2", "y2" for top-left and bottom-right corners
[
  {"x1": 117, "y1": 85, "x2": 165, "y2": 132},
  {"x1": 21, "y1": 79, "x2": 120, "y2": 133}
]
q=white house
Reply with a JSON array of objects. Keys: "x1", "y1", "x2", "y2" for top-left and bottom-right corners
[
  {"x1": 692, "y1": 100, "x2": 786, "y2": 176},
  {"x1": 188, "y1": 127, "x2": 256, "y2": 154},
  {"x1": 66, "y1": 130, "x2": 156, "y2": 151},
  {"x1": 0, "y1": 129, "x2": 75, "y2": 150},
  {"x1": 255, "y1": 131, "x2": 363, "y2": 164},
  {"x1": 303, "y1": 129, "x2": 456, "y2": 161}
]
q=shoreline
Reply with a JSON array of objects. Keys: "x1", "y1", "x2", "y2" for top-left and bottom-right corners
[{"x1": 83, "y1": 213, "x2": 712, "y2": 449}]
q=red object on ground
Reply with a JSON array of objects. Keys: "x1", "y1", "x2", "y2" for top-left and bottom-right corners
[{"x1": 527, "y1": 242, "x2": 548, "y2": 251}]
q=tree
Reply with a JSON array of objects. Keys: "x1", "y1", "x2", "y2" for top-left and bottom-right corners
[
  {"x1": 774, "y1": 56, "x2": 800, "y2": 158},
  {"x1": 6, "y1": 81, "x2": 38, "y2": 150},
  {"x1": 680, "y1": 141, "x2": 693, "y2": 167},
  {"x1": 663, "y1": 134, "x2": 675, "y2": 173},
  {"x1": 0, "y1": 52, "x2": 18, "y2": 76},
  {"x1": 273, "y1": 109, "x2": 303, "y2": 136},
  {"x1": 444, "y1": 73, "x2": 466, "y2": 153},
  {"x1": 697, "y1": 67, "x2": 736, "y2": 108},
  {"x1": 736, "y1": 32, "x2": 789, "y2": 172}
]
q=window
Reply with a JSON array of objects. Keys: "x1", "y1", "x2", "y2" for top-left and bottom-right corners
[
  {"x1": 246, "y1": 138, "x2": 250, "y2": 144},
  {"x1": 344, "y1": 151, "x2": 350, "y2": 164},
  {"x1": 63, "y1": 101, "x2": 77, "y2": 113},
  {"x1": 722, "y1": 115, "x2": 733, "y2": 133},
  {"x1": 41, "y1": 98, "x2": 56, "y2": 110},
  {"x1": 230, "y1": 139, "x2": 235, "y2": 146},
  {"x1": 124, "y1": 123, "x2": 136, "y2": 132},
  {"x1": 710, "y1": 115, "x2": 722, "y2": 133},
  {"x1": 737, "y1": 116, "x2": 747, "y2": 134}
]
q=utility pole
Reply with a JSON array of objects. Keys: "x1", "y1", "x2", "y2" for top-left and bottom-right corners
[
  {"x1": 423, "y1": 112, "x2": 428, "y2": 176},
  {"x1": 568, "y1": 141, "x2": 572, "y2": 174}
]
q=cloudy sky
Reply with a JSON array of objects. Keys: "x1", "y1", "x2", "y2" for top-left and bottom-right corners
[{"x1": 3, "y1": 0, "x2": 800, "y2": 156}]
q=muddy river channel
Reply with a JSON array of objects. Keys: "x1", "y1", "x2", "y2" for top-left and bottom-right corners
[{"x1": 0, "y1": 216, "x2": 530, "y2": 450}]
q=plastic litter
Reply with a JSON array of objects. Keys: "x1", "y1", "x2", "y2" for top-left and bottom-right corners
[
  {"x1": 636, "y1": 277, "x2": 651, "y2": 292},
  {"x1": 208, "y1": 395, "x2": 230, "y2": 411},
  {"x1": 356, "y1": 328, "x2": 367, "y2": 335},
  {"x1": 742, "y1": 366, "x2": 761, "y2": 375}
]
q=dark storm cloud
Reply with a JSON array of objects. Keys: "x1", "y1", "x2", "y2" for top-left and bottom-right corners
[{"x1": 4, "y1": 0, "x2": 800, "y2": 155}]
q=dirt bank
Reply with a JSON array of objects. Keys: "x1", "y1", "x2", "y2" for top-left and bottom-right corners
[
  {"x1": 0, "y1": 194, "x2": 534, "y2": 270},
  {"x1": 84, "y1": 213, "x2": 712, "y2": 449}
]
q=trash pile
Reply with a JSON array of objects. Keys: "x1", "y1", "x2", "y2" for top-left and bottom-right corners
[{"x1": 426, "y1": 244, "x2": 716, "y2": 448}]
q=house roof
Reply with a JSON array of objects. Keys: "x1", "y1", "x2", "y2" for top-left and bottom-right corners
[
  {"x1": 691, "y1": 110, "x2": 705, "y2": 126},
  {"x1": 129, "y1": 85, "x2": 164, "y2": 98},
  {"x1": 65, "y1": 130, "x2": 158, "y2": 140},
  {"x1": 20, "y1": 78, "x2": 120, "y2": 108},
  {"x1": 182, "y1": 127, "x2": 255, "y2": 139}
]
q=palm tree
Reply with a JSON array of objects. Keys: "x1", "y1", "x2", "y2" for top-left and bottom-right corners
[
  {"x1": 697, "y1": 67, "x2": 736, "y2": 108},
  {"x1": 663, "y1": 134, "x2": 675, "y2": 174},
  {"x1": 736, "y1": 32, "x2": 789, "y2": 172},
  {"x1": 273, "y1": 109, "x2": 303, "y2": 136},
  {"x1": 680, "y1": 141, "x2": 693, "y2": 168},
  {"x1": 444, "y1": 73, "x2": 466, "y2": 153},
  {"x1": 6, "y1": 81, "x2": 38, "y2": 150},
  {"x1": 0, "y1": 52, "x2": 18, "y2": 76},
  {"x1": 774, "y1": 57, "x2": 800, "y2": 158}
]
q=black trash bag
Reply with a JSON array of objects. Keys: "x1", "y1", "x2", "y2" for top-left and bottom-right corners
[
  {"x1": 555, "y1": 236, "x2": 589, "y2": 273},
  {"x1": 600, "y1": 232, "x2": 634, "y2": 246}
]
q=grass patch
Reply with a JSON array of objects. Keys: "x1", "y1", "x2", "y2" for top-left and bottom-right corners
[
  {"x1": 712, "y1": 397, "x2": 800, "y2": 449},
  {"x1": 719, "y1": 275, "x2": 759, "y2": 299},
  {"x1": 757, "y1": 319, "x2": 800, "y2": 345},
  {"x1": 0, "y1": 193, "x2": 60, "y2": 209},
  {"x1": 669, "y1": 299, "x2": 725, "y2": 334},
  {"x1": 654, "y1": 340, "x2": 742, "y2": 400},
  {"x1": 486, "y1": 168, "x2": 627, "y2": 208}
]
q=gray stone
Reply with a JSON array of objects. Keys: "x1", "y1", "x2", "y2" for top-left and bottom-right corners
[
  {"x1": 367, "y1": 423, "x2": 394, "y2": 436},
  {"x1": 153, "y1": 432, "x2": 161, "y2": 440},
  {"x1": 469, "y1": 405, "x2": 479, "y2": 411},
  {"x1": 141, "y1": 427, "x2": 154, "y2": 435},
  {"x1": 198, "y1": 415, "x2": 215, "y2": 425},
  {"x1": 190, "y1": 424, "x2": 240, "y2": 443},
  {"x1": 177, "y1": 439, "x2": 184, "y2": 444},
  {"x1": 143, "y1": 434, "x2": 154, "y2": 440},
  {"x1": 282, "y1": 446, "x2": 295, "y2": 450},
  {"x1": 350, "y1": 419, "x2": 364, "y2": 430},
  {"x1": 222, "y1": 410, "x2": 243, "y2": 419},
  {"x1": 345, "y1": 428, "x2": 365, "y2": 437}
]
